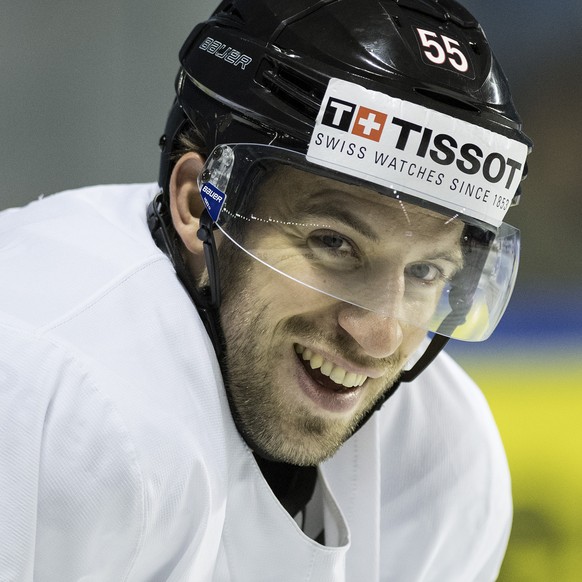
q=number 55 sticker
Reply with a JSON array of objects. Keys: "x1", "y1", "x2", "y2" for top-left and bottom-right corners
[{"x1": 415, "y1": 27, "x2": 474, "y2": 77}]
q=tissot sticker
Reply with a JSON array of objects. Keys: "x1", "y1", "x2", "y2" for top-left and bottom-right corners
[
  {"x1": 200, "y1": 182, "x2": 226, "y2": 222},
  {"x1": 307, "y1": 78, "x2": 529, "y2": 226}
]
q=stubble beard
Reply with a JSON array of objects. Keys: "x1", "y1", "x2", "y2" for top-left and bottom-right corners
[{"x1": 217, "y1": 243, "x2": 403, "y2": 466}]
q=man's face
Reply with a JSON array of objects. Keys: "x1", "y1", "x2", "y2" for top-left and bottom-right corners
[{"x1": 217, "y1": 165, "x2": 463, "y2": 465}]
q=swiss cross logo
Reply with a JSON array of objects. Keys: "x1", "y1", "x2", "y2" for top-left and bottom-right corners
[
  {"x1": 352, "y1": 106, "x2": 388, "y2": 142},
  {"x1": 322, "y1": 98, "x2": 388, "y2": 142}
]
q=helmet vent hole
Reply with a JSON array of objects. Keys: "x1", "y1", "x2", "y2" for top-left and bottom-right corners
[{"x1": 258, "y1": 59, "x2": 325, "y2": 120}]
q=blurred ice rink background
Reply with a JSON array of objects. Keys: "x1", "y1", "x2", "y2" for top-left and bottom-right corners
[{"x1": 2, "y1": 1, "x2": 581, "y2": 578}]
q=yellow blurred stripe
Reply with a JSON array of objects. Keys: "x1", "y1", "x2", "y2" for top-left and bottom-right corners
[{"x1": 453, "y1": 352, "x2": 582, "y2": 581}]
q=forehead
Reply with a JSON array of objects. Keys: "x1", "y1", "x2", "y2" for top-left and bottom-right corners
[{"x1": 255, "y1": 163, "x2": 464, "y2": 242}]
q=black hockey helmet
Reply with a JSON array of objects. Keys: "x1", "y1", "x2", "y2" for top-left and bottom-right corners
[
  {"x1": 159, "y1": 0, "x2": 530, "y2": 190},
  {"x1": 153, "y1": 0, "x2": 532, "y2": 380}
]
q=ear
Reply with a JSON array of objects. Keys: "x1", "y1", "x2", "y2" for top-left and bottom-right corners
[{"x1": 169, "y1": 152, "x2": 206, "y2": 271}]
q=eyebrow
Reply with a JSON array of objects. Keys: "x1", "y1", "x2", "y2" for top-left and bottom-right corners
[
  {"x1": 294, "y1": 190, "x2": 381, "y2": 243},
  {"x1": 427, "y1": 249, "x2": 464, "y2": 269},
  {"x1": 289, "y1": 188, "x2": 465, "y2": 268}
]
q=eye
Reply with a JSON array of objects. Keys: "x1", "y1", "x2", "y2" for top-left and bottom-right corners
[
  {"x1": 405, "y1": 262, "x2": 443, "y2": 283},
  {"x1": 316, "y1": 233, "x2": 351, "y2": 251},
  {"x1": 307, "y1": 230, "x2": 360, "y2": 267}
]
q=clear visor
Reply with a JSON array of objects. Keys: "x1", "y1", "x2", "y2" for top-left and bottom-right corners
[{"x1": 198, "y1": 144, "x2": 520, "y2": 342}]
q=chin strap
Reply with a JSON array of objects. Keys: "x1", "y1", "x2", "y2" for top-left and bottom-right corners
[
  {"x1": 350, "y1": 332, "x2": 450, "y2": 436},
  {"x1": 350, "y1": 330, "x2": 453, "y2": 442},
  {"x1": 400, "y1": 333, "x2": 451, "y2": 383},
  {"x1": 147, "y1": 191, "x2": 224, "y2": 358}
]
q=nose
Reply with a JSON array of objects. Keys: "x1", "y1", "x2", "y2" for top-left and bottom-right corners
[{"x1": 337, "y1": 303, "x2": 403, "y2": 359}]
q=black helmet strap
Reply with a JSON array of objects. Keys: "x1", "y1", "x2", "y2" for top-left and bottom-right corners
[{"x1": 147, "y1": 192, "x2": 224, "y2": 357}]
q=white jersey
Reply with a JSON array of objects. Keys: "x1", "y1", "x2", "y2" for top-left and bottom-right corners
[{"x1": 0, "y1": 184, "x2": 511, "y2": 581}]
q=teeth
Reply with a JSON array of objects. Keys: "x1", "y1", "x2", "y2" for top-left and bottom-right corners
[
  {"x1": 294, "y1": 344, "x2": 368, "y2": 389},
  {"x1": 330, "y1": 367, "x2": 346, "y2": 384},
  {"x1": 309, "y1": 353, "x2": 324, "y2": 370},
  {"x1": 321, "y1": 360, "x2": 333, "y2": 376},
  {"x1": 344, "y1": 372, "x2": 357, "y2": 388}
]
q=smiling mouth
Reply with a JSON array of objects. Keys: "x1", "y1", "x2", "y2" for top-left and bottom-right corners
[{"x1": 294, "y1": 344, "x2": 369, "y2": 391}]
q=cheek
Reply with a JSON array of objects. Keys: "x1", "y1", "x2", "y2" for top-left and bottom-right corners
[
  {"x1": 249, "y1": 261, "x2": 335, "y2": 315},
  {"x1": 400, "y1": 325, "x2": 429, "y2": 359}
]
